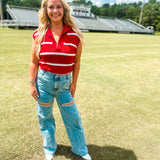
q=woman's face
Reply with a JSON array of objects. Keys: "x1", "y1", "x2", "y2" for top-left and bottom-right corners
[{"x1": 47, "y1": 0, "x2": 64, "y2": 24}]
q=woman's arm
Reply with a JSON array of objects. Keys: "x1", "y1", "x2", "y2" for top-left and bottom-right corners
[
  {"x1": 29, "y1": 39, "x2": 39, "y2": 101},
  {"x1": 70, "y1": 41, "x2": 82, "y2": 97}
]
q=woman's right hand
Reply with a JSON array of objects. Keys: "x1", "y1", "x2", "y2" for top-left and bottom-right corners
[{"x1": 30, "y1": 83, "x2": 39, "y2": 101}]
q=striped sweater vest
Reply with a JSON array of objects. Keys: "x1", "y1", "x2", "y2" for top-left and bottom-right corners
[{"x1": 33, "y1": 25, "x2": 80, "y2": 74}]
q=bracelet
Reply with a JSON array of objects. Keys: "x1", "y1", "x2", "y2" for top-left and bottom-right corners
[{"x1": 29, "y1": 81, "x2": 35, "y2": 84}]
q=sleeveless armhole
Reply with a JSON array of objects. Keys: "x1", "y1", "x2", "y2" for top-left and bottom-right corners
[{"x1": 32, "y1": 30, "x2": 38, "y2": 40}]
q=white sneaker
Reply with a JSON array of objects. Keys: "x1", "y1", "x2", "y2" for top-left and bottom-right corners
[
  {"x1": 45, "y1": 154, "x2": 53, "y2": 160},
  {"x1": 82, "y1": 154, "x2": 92, "y2": 160}
]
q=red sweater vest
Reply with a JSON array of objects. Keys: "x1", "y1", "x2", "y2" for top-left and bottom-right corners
[{"x1": 33, "y1": 25, "x2": 80, "y2": 74}]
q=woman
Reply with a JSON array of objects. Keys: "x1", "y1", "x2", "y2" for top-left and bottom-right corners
[{"x1": 29, "y1": 0, "x2": 91, "y2": 160}]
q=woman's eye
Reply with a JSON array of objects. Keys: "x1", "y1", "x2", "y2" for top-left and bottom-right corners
[
  {"x1": 57, "y1": 5, "x2": 61, "y2": 9},
  {"x1": 49, "y1": 6, "x2": 54, "y2": 9}
]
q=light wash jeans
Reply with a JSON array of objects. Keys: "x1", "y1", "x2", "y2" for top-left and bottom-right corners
[{"x1": 36, "y1": 69, "x2": 88, "y2": 156}]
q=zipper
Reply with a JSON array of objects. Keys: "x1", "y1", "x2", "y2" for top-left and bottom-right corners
[{"x1": 46, "y1": 33, "x2": 59, "y2": 47}]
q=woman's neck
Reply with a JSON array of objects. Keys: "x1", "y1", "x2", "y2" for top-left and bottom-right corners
[{"x1": 51, "y1": 21, "x2": 64, "y2": 34}]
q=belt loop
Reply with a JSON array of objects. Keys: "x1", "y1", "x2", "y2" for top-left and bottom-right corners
[
  {"x1": 41, "y1": 69, "x2": 45, "y2": 75},
  {"x1": 67, "y1": 73, "x2": 70, "y2": 79},
  {"x1": 66, "y1": 73, "x2": 68, "y2": 79}
]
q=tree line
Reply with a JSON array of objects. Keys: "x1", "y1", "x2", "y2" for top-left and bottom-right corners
[
  {"x1": 2, "y1": 0, "x2": 160, "y2": 31},
  {"x1": 90, "y1": 0, "x2": 160, "y2": 31}
]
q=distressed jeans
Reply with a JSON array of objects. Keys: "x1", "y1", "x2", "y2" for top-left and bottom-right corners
[{"x1": 36, "y1": 69, "x2": 88, "y2": 156}]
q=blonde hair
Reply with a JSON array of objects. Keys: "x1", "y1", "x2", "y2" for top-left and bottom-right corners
[{"x1": 35, "y1": 0, "x2": 83, "y2": 58}]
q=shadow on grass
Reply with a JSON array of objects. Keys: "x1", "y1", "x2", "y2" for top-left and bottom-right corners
[{"x1": 55, "y1": 144, "x2": 137, "y2": 160}]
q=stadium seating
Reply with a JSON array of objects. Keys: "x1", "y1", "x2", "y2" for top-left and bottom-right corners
[
  {"x1": 75, "y1": 17, "x2": 107, "y2": 30},
  {"x1": 74, "y1": 16, "x2": 153, "y2": 34},
  {"x1": 6, "y1": 5, "x2": 39, "y2": 27},
  {"x1": 5, "y1": 5, "x2": 154, "y2": 34}
]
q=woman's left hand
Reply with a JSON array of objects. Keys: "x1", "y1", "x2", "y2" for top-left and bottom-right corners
[{"x1": 70, "y1": 83, "x2": 76, "y2": 97}]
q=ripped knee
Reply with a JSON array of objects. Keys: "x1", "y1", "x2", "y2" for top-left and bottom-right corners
[
  {"x1": 62, "y1": 100, "x2": 75, "y2": 107},
  {"x1": 38, "y1": 101, "x2": 53, "y2": 107}
]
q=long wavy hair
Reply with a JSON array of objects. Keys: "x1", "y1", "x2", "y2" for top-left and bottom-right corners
[{"x1": 35, "y1": 0, "x2": 83, "y2": 58}]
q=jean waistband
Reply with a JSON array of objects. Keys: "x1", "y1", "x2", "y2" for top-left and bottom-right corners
[{"x1": 40, "y1": 69, "x2": 71, "y2": 78}]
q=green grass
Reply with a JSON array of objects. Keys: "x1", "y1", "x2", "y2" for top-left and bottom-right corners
[{"x1": 0, "y1": 28, "x2": 160, "y2": 160}]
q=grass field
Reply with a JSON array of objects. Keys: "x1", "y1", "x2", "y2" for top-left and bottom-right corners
[{"x1": 0, "y1": 27, "x2": 160, "y2": 160}]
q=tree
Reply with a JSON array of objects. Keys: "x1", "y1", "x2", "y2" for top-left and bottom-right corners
[
  {"x1": 102, "y1": 3, "x2": 110, "y2": 8},
  {"x1": 126, "y1": 7, "x2": 136, "y2": 19},
  {"x1": 156, "y1": 22, "x2": 160, "y2": 31},
  {"x1": 21, "y1": 0, "x2": 41, "y2": 8},
  {"x1": 86, "y1": 1, "x2": 92, "y2": 5},
  {"x1": 2, "y1": 0, "x2": 10, "y2": 19},
  {"x1": 7, "y1": 0, "x2": 22, "y2": 6},
  {"x1": 98, "y1": 7, "x2": 107, "y2": 16},
  {"x1": 72, "y1": 0, "x2": 86, "y2": 5},
  {"x1": 141, "y1": 2, "x2": 160, "y2": 30},
  {"x1": 91, "y1": 5, "x2": 99, "y2": 16},
  {"x1": 149, "y1": 0, "x2": 157, "y2": 4}
]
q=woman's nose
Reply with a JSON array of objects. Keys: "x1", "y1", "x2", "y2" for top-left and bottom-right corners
[{"x1": 53, "y1": 8, "x2": 58, "y2": 12}]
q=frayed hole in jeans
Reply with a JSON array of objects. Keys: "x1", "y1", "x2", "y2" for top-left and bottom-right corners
[
  {"x1": 62, "y1": 100, "x2": 74, "y2": 107},
  {"x1": 38, "y1": 101, "x2": 53, "y2": 107}
]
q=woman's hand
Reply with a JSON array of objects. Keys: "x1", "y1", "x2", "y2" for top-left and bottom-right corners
[
  {"x1": 70, "y1": 83, "x2": 76, "y2": 97},
  {"x1": 30, "y1": 83, "x2": 39, "y2": 101}
]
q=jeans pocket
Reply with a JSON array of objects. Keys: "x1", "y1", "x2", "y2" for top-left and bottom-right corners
[{"x1": 59, "y1": 76, "x2": 72, "y2": 90}]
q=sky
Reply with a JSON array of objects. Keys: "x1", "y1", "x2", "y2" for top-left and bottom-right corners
[{"x1": 67, "y1": 0, "x2": 160, "y2": 6}]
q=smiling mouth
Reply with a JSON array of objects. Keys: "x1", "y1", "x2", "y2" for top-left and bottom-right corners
[{"x1": 52, "y1": 14, "x2": 60, "y2": 17}]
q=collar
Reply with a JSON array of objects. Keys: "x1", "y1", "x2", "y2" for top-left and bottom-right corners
[
  {"x1": 61, "y1": 24, "x2": 72, "y2": 35},
  {"x1": 46, "y1": 24, "x2": 72, "y2": 37}
]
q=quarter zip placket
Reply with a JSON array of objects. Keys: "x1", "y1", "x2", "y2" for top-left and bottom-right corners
[
  {"x1": 46, "y1": 26, "x2": 72, "y2": 48},
  {"x1": 56, "y1": 29, "x2": 69, "y2": 47}
]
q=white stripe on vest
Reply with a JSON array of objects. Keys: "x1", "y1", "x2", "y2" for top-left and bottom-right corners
[
  {"x1": 40, "y1": 52, "x2": 76, "y2": 56},
  {"x1": 67, "y1": 33, "x2": 78, "y2": 36},
  {"x1": 63, "y1": 43, "x2": 77, "y2": 48},
  {"x1": 40, "y1": 61, "x2": 74, "y2": 66},
  {"x1": 41, "y1": 42, "x2": 53, "y2": 45}
]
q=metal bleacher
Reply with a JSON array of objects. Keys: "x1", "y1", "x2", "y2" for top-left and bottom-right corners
[
  {"x1": 4, "y1": 5, "x2": 154, "y2": 34},
  {"x1": 74, "y1": 16, "x2": 107, "y2": 31},
  {"x1": 6, "y1": 5, "x2": 39, "y2": 27},
  {"x1": 74, "y1": 16, "x2": 154, "y2": 34}
]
